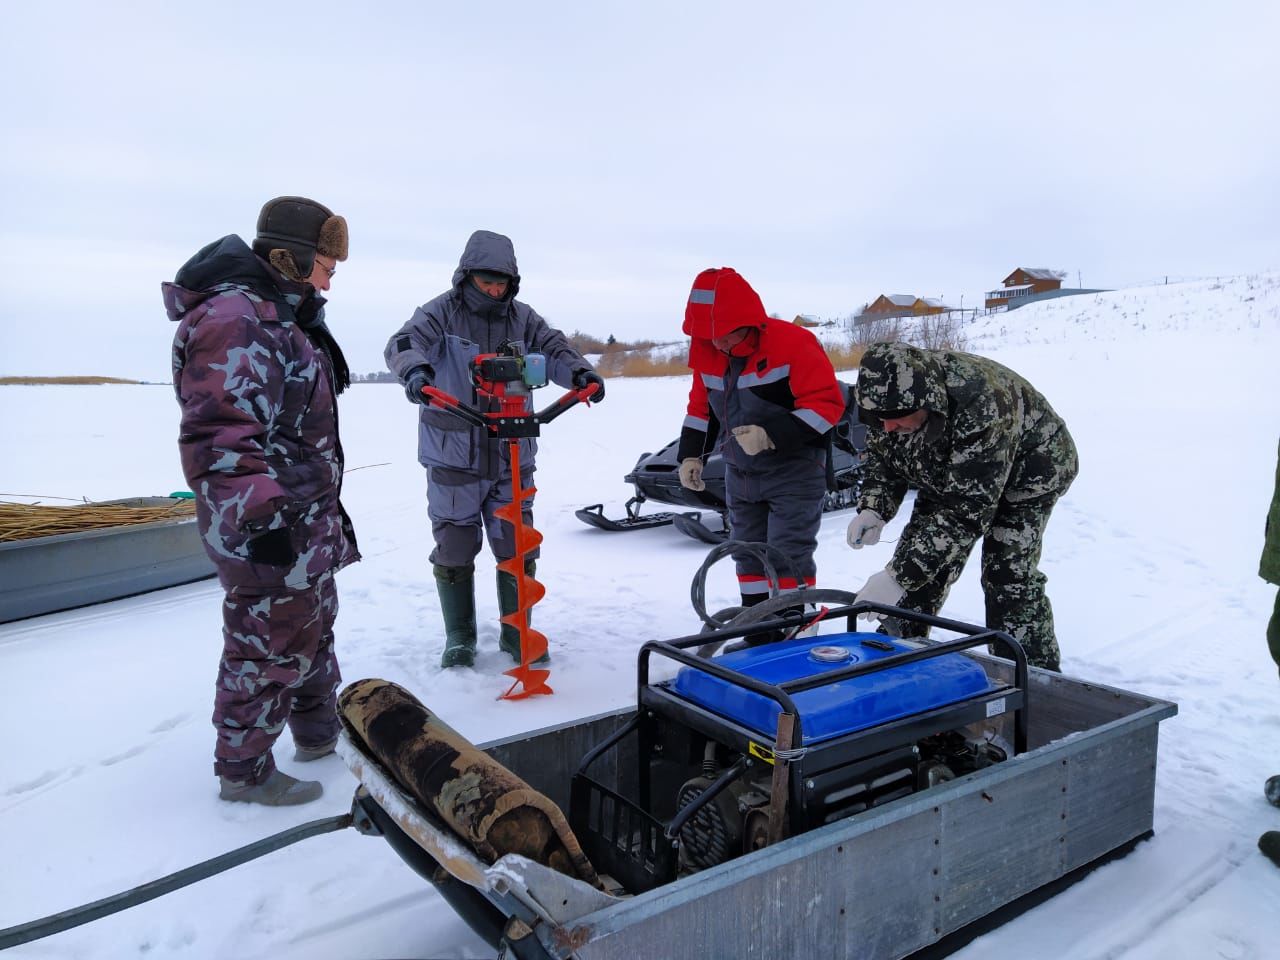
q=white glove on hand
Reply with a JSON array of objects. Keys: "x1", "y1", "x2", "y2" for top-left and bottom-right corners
[
  {"x1": 854, "y1": 567, "x2": 905, "y2": 620},
  {"x1": 846, "y1": 509, "x2": 886, "y2": 549},
  {"x1": 679, "y1": 457, "x2": 706, "y2": 491},
  {"x1": 731, "y1": 424, "x2": 775, "y2": 456}
]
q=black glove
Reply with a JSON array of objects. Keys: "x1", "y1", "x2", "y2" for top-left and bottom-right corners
[
  {"x1": 404, "y1": 366, "x2": 432, "y2": 405},
  {"x1": 573, "y1": 369, "x2": 606, "y2": 402},
  {"x1": 246, "y1": 528, "x2": 296, "y2": 567}
]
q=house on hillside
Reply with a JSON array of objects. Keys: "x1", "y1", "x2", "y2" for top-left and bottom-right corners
[
  {"x1": 914, "y1": 297, "x2": 949, "y2": 316},
  {"x1": 861, "y1": 294, "x2": 918, "y2": 319},
  {"x1": 856, "y1": 294, "x2": 956, "y2": 323},
  {"x1": 985, "y1": 267, "x2": 1065, "y2": 310},
  {"x1": 793, "y1": 314, "x2": 821, "y2": 327}
]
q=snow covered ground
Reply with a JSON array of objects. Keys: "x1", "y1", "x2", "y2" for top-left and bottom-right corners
[{"x1": 1, "y1": 274, "x2": 1278, "y2": 958}]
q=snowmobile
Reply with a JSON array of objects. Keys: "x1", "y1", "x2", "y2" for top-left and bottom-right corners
[{"x1": 576, "y1": 391, "x2": 869, "y2": 543}]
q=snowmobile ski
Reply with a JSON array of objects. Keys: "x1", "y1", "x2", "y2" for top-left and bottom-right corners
[
  {"x1": 672, "y1": 511, "x2": 729, "y2": 544},
  {"x1": 575, "y1": 498, "x2": 679, "y2": 532}
]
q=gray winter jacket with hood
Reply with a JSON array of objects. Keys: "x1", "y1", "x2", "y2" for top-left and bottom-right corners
[{"x1": 384, "y1": 231, "x2": 593, "y2": 478}]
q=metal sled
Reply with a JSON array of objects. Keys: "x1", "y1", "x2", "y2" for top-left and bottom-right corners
[{"x1": 340, "y1": 605, "x2": 1177, "y2": 959}]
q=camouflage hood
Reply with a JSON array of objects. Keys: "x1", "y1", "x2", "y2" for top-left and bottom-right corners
[
  {"x1": 162, "y1": 234, "x2": 321, "y2": 323},
  {"x1": 855, "y1": 342, "x2": 949, "y2": 427},
  {"x1": 450, "y1": 229, "x2": 522, "y2": 299}
]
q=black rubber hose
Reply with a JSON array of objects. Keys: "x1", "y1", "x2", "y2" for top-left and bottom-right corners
[
  {"x1": 695, "y1": 589, "x2": 862, "y2": 658},
  {"x1": 0, "y1": 814, "x2": 353, "y2": 950}
]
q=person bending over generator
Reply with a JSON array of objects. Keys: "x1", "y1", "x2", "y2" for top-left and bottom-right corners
[{"x1": 846, "y1": 342, "x2": 1078, "y2": 671}]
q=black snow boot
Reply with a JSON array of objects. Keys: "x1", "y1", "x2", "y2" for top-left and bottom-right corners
[
  {"x1": 498, "y1": 559, "x2": 548, "y2": 665},
  {"x1": 738, "y1": 593, "x2": 784, "y2": 648},
  {"x1": 1259, "y1": 831, "x2": 1280, "y2": 868},
  {"x1": 1265, "y1": 775, "x2": 1280, "y2": 807},
  {"x1": 435, "y1": 563, "x2": 477, "y2": 668}
]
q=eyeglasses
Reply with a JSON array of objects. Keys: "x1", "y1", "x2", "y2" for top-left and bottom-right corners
[{"x1": 314, "y1": 259, "x2": 337, "y2": 279}]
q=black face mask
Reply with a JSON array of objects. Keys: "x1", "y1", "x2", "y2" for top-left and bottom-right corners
[{"x1": 461, "y1": 279, "x2": 508, "y2": 318}]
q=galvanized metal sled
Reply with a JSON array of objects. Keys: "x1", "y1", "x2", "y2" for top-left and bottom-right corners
[
  {"x1": 339, "y1": 604, "x2": 1177, "y2": 960},
  {"x1": 0, "y1": 496, "x2": 215, "y2": 624}
]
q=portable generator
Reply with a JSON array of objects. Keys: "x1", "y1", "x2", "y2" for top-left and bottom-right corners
[{"x1": 570, "y1": 605, "x2": 1028, "y2": 894}]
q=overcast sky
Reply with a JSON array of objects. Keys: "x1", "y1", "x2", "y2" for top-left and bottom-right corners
[{"x1": 1, "y1": 1, "x2": 1277, "y2": 380}]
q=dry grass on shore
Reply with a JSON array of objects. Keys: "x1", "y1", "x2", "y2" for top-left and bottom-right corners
[{"x1": 0, "y1": 376, "x2": 140, "y2": 386}]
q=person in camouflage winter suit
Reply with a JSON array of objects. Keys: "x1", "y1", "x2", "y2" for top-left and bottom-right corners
[
  {"x1": 1259, "y1": 438, "x2": 1280, "y2": 867},
  {"x1": 164, "y1": 197, "x2": 359, "y2": 806},
  {"x1": 846, "y1": 342, "x2": 1077, "y2": 671},
  {"x1": 384, "y1": 230, "x2": 603, "y2": 669}
]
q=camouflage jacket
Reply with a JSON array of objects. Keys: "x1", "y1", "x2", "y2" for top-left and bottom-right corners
[
  {"x1": 854, "y1": 342, "x2": 1077, "y2": 592},
  {"x1": 1262, "y1": 437, "x2": 1280, "y2": 585},
  {"x1": 164, "y1": 235, "x2": 359, "y2": 592},
  {"x1": 383, "y1": 230, "x2": 592, "y2": 479}
]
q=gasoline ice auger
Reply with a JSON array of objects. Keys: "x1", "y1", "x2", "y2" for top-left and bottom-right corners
[{"x1": 418, "y1": 343, "x2": 601, "y2": 700}]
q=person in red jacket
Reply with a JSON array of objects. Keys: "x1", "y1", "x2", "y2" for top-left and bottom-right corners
[{"x1": 677, "y1": 267, "x2": 845, "y2": 632}]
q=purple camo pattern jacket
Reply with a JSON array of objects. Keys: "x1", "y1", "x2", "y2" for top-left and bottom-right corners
[{"x1": 164, "y1": 238, "x2": 359, "y2": 592}]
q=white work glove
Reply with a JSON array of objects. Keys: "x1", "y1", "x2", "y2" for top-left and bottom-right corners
[
  {"x1": 679, "y1": 458, "x2": 706, "y2": 491},
  {"x1": 854, "y1": 567, "x2": 905, "y2": 620},
  {"x1": 731, "y1": 424, "x2": 775, "y2": 456},
  {"x1": 846, "y1": 509, "x2": 887, "y2": 549}
]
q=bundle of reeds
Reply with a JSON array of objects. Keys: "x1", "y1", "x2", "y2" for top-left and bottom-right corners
[{"x1": 0, "y1": 499, "x2": 196, "y2": 543}]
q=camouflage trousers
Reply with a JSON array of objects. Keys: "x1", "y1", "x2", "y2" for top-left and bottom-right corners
[
  {"x1": 213, "y1": 571, "x2": 341, "y2": 783},
  {"x1": 889, "y1": 492, "x2": 1066, "y2": 670},
  {"x1": 1268, "y1": 589, "x2": 1280, "y2": 677}
]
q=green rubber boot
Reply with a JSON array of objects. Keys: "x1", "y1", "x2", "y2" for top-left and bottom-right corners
[
  {"x1": 435, "y1": 563, "x2": 477, "y2": 668},
  {"x1": 498, "y1": 559, "x2": 548, "y2": 665}
]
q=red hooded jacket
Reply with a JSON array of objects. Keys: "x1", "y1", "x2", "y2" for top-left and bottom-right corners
[{"x1": 677, "y1": 268, "x2": 845, "y2": 471}]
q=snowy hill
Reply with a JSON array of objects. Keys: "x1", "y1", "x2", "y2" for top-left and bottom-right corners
[
  {"x1": 966, "y1": 272, "x2": 1280, "y2": 346},
  {"x1": 0, "y1": 273, "x2": 1278, "y2": 958}
]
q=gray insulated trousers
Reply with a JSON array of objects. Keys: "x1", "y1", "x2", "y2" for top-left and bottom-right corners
[
  {"x1": 726, "y1": 459, "x2": 828, "y2": 598},
  {"x1": 426, "y1": 465, "x2": 539, "y2": 566}
]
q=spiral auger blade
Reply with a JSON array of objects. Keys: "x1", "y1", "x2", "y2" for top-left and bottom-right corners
[{"x1": 495, "y1": 442, "x2": 552, "y2": 700}]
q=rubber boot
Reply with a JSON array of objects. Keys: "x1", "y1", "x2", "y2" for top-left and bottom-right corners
[
  {"x1": 219, "y1": 769, "x2": 322, "y2": 806},
  {"x1": 740, "y1": 593, "x2": 783, "y2": 648},
  {"x1": 435, "y1": 563, "x2": 477, "y2": 668},
  {"x1": 498, "y1": 559, "x2": 549, "y2": 665},
  {"x1": 1259, "y1": 831, "x2": 1280, "y2": 868}
]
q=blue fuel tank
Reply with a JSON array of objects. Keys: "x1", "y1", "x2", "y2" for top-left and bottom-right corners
[{"x1": 669, "y1": 633, "x2": 993, "y2": 744}]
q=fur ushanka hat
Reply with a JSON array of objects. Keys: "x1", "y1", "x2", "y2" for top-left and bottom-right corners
[{"x1": 252, "y1": 196, "x2": 348, "y2": 281}]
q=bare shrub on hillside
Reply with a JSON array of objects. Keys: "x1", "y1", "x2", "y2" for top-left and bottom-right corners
[
  {"x1": 914, "y1": 315, "x2": 969, "y2": 351},
  {"x1": 844, "y1": 313, "x2": 969, "y2": 353},
  {"x1": 0, "y1": 376, "x2": 139, "y2": 385},
  {"x1": 568, "y1": 330, "x2": 610, "y2": 354},
  {"x1": 824, "y1": 344, "x2": 865, "y2": 373},
  {"x1": 618, "y1": 353, "x2": 689, "y2": 378},
  {"x1": 846, "y1": 315, "x2": 905, "y2": 347}
]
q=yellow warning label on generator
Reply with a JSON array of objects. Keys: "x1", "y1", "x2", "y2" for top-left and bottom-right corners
[{"x1": 747, "y1": 741, "x2": 775, "y2": 765}]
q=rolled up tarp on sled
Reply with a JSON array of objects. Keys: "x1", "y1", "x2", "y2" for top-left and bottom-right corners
[{"x1": 338, "y1": 678, "x2": 600, "y2": 889}]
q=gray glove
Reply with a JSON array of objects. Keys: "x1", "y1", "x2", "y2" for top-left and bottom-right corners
[
  {"x1": 404, "y1": 367, "x2": 432, "y2": 405},
  {"x1": 846, "y1": 509, "x2": 886, "y2": 548},
  {"x1": 854, "y1": 567, "x2": 905, "y2": 620},
  {"x1": 679, "y1": 458, "x2": 706, "y2": 491},
  {"x1": 731, "y1": 424, "x2": 775, "y2": 456}
]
